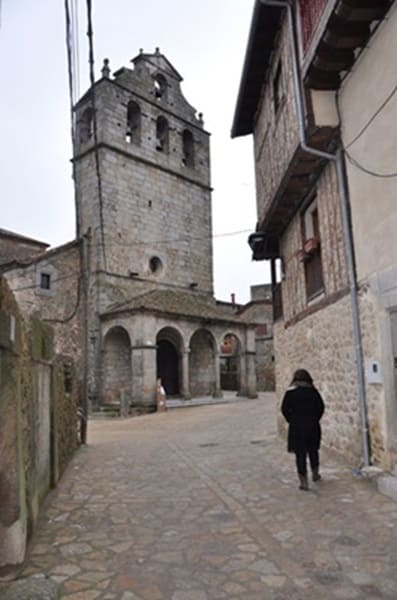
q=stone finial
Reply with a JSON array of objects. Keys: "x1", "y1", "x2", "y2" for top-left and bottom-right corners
[
  {"x1": 155, "y1": 47, "x2": 160, "y2": 55},
  {"x1": 101, "y1": 58, "x2": 110, "y2": 79},
  {"x1": 139, "y1": 48, "x2": 144, "y2": 54},
  {"x1": 198, "y1": 112, "x2": 204, "y2": 125}
]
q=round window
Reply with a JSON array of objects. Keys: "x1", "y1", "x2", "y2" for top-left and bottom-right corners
[{"x1": 149, "y1": 256, "x2": 163, "y2": 274}]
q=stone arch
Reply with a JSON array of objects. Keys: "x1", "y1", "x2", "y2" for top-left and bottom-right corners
[
  {"x1": 126, "y1": 100, "x2": 141, "y2": 144},
  {"x1": 156, "y1": 116, "x2": 169, "y2": 153},
  {"x1": 189, "y1": 328, "x2": 216, "y2": 397},
  {"x1": 182, "y1": 129, "x2": 194, "y2": 167},
  {"x1": 154, "y1": 73, "x2": 168, "y2": 99},
  {"x1": 102, "y1": 326, "x2": 131, "y2": 406},
  {"x1": 156, "y1": 327, "x2": 184, "y2": 396},
  {"x1": 219, "y1": 331, "x2": 242, "y2": 392}
]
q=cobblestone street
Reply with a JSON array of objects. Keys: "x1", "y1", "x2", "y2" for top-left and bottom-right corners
[{"x1": 4, "y1": 394, "x2": 397, "y2": 599}]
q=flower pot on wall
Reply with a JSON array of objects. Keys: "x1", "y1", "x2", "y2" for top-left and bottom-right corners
[{"x1": 304, "y1": 236, "x2": 319, "y2": 254}]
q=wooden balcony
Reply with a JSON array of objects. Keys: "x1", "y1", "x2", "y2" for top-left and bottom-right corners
[
  {"x1": 249, "y1": 122, "x2": 339, "y2": 261},
  {"x1": 302, "y1": 0, "x2": 393, "y2": 90}
]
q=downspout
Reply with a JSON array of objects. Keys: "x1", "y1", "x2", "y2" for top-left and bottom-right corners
[{"x1": 259, "y1": 0, "x2": 371, "y2": 466}]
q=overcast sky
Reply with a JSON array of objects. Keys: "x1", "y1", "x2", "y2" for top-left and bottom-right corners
[{"x1": 0, "y1": 0, "x2": 270, "y2": 303}]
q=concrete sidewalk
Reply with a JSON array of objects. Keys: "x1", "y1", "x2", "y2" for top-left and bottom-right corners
[{"x1": 2, "y1": 393, "x2": 397, "y2": 599}]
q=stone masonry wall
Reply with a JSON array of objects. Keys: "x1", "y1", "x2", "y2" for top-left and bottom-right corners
[
  {"x1": 275, "y1": 285, "x2": 389, "y2": 468},
  {"x1": 253, "y1": 17, "x2": 300, "y2": 224},
  {"x1": 0, "y1": 277, "x2": 79, "y2": 568},
  {"x1": 275, "y1": 293, "x2": 363, "y2": 465},
  {"x1": 4, "y1": 243, "x2": 82, "y2": 365},
  {"x1": 280, "y1": 160, "x2": 348, "y2": 322}
]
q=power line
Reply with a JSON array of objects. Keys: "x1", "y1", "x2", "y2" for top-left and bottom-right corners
[
  {"x1": 86, "y1": 0, "x2": 107, "y2": 270},
  {"x1": 10, "y1": 270, "x2": 80, "y2": 293},
  {"x1": 345, "y1": 149, "x2": 397, "y2": 179},
  {"x1": 43, "y1": 275, "x2": 82, "y2": 324},
  {"x1": 90, "y1": 228, "x2": 252, "y2": 248},
  {"x1": 336, "y1": 84, "x2": 397, "y2": 179},
  {"x1": 344, "y1": 84, "x2": 397, "y2": 150}
]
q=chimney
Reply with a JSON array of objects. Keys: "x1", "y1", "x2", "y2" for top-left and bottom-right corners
[{"x1": 231, "y1": 293, "x2": 236, "y2": 307}]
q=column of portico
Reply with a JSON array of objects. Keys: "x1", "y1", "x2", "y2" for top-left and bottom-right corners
[
  {"x1": 213, "y1": 349, "x2": 223, "y2": 398},
  {"x1": 130, "y1": 342, "x2": 157, "y2": 406},
  {"x1": 181, "y1": 348, "x2": 191, "y2": 400},
  {"x1": 246, "y1": 350, "x2": 258, "y2": 398},
  {"x1": 237, "y1": 351, "x2": 248, "y2": 396}
]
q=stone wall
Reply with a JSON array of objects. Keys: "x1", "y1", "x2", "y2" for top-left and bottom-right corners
[
  {"x1": 280, "y1": 160, "x2": 348, "y2": 322},
  {"x1": 3, "y1": 242, "x2": 82, "y2": 362},
  {"x1": 0, "y1": 277, "x2": 79, "y2": 569},
  {"x1": 253, "y1": 16, "x2": 300, "y2": 225},
  {"x1": 238, "y1": 299, "x2": 274, "y2": 391},
  {"x1": 275, "y1": 283, "x2": 390, "y2": 468},
  {"x1": 275, "y1": 293, "x2": 363, "y2": 465}
]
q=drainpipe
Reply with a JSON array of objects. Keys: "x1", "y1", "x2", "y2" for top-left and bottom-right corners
[{"x1": 259, "y1": 0, "x2": 371, "y2": 466}]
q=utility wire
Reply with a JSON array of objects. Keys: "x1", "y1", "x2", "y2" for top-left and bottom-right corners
[
  {"x1": 344, "y1": 83, "x2": 397, "y2": 150},
  {"x1": 86, "y1": 0, "x2": 107, "y2": 270},
  {"x1": 43, "y1": 275, "x2": 82, "y2": 324},
  {"x1": 10, "y1": 270, "x2": 80, "y2": 293},
  {"x1": 90, "y1": 228, "x2": 252, "y2": 248},
  {"x1": 336, "y1": 84, "x2": 397, "y2": 179},
  {"x1": 345, "y1": 149, "x2": 397, "y2": 179},
  {"x1": 7, "y1": 228, "x2": 249, "y2": 294},
  {"x1": 71, "y1": 0, "x2": 81, "y2": 103}
]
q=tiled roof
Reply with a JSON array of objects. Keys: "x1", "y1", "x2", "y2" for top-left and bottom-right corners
[{"x1": 103, "y1": 289, "x2": 248, "y2": 324}]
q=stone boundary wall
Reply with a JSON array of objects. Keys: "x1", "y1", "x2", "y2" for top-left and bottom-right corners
[{"x1": 0, "y1": 277, "x2": 79, "y2": 570}]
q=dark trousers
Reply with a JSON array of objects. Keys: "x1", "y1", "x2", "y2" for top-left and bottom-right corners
[{"x1": 295, "y1": 448, "x2": 319, "y2": 476}]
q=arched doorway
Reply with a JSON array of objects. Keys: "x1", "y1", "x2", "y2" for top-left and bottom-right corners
[
  {"x1": 220, "y1": 333, "x2": 241, "y2": 392},
  {"x1": 156, "y1": 328, "x2": 183, "y2": 396},
  {"x1": 189, "y1": 329, "x2": 216, "y2": 397},
  {"x1": 102, "y1": 326, "x2": 131, "y2": 406}
]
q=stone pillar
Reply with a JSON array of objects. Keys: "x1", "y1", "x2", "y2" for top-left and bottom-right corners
[
  {"x1": 245, "y1": 325, "x2": 257, "y2": 398},
  {"x1": 246, "y1": 350, "x2": 258, "y2": 398},
  {"x1": 213, "y1": 350, "x2": 223, "y2": 398},
  {"x1": 237, "y1": 351, "x2": 248, "y2": 396},
  {"x1": 181, "y1": 348, "x2": 191, "y2": 400},
  {"x1": 131, "y1": 343, "x2": 157, "y2": 407}
]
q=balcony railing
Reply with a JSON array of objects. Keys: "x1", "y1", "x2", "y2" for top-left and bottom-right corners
[{"x1": 299, "y1": 0, "x2": 328, "y2": 52}]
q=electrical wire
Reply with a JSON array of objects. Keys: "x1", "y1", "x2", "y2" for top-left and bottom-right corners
[
  {"x1": 90, "y1": 228, "x2": 252, "y2": 248},
  {"x1": 344, "y1": 84, "x2": 397, "y2": 150},
  {"x1": 10, "y1": 270, "x2": 80, "y2": 293},
  {"x1": 71, "y1": 0, "x2": 81, "y2": 103},
  {"x1": 336, "y1": 84, "x2": 397, "y2": 178},
  {"x1": 345, "y1": 149, "x2": 397, "y2": 179},
  {"x1": 86, "y1": 0, "x2": 107, "y2": 270},
  {"x1": 43, "y1": 275, "x2": 82, "y2": 324}
]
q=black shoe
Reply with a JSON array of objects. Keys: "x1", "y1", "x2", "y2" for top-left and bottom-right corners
[
  {"x1": 312, "y1": 468, "x2": 321, "y2": 482},
  {"x1": 298, "y1": 474, "x2": 309, "y2": 490}
]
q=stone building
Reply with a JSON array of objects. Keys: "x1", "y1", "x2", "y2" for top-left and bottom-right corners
[
  {"x1": 3, "y1": 50, "x2": 257, "y2": 414},
  {"x1": 232, "y1": 0, "x2": 397, "y2": 473},
  {"x1": 237, "y1": 285, "x2": 274, "y2": 391}
]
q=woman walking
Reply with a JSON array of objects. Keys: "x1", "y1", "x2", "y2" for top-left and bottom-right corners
[{"x1": 281, "y1": 369, "x2": 325, "y2": 490}]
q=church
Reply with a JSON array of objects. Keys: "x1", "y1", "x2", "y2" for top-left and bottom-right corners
[{"x1": 1, "y1": 50, "x2": 258, "y2": 413}]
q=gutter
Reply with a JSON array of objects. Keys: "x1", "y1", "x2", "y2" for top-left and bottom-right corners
[{"x1": 259, "y1": 0, "x2": 371, "y2": 467}]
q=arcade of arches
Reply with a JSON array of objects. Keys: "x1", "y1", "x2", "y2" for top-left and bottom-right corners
[{"x1": 100, "y1": 322, "x2": 256, "y2": 409}]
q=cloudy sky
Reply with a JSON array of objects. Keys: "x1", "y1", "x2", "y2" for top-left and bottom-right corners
[{"x1": 0, "y1": 0, "x2": 270, "y2": 303}]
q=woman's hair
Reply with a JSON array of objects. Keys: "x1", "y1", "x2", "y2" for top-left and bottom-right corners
[{"x1": 292, "y1": 369, "x2": 313, "y2": 385}]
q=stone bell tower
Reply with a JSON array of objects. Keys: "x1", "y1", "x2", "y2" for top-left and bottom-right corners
[
  {"x1": 72, "y1": 48, "x2": 218, "y2": 407},
  {"x1": 73, "y1": 48, "x2": 213, "y2": 304}
]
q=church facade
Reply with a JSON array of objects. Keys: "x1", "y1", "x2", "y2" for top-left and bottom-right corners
[{"x1": 2, "y1": 50, "x2": 257, "y2": 412}]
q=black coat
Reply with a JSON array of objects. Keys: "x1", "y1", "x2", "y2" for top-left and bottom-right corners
[{"x1": 281, "y1": 384, "x2": 325, "y2": 454}]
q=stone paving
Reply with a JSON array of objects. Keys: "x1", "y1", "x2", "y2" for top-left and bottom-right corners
[{"x1": 2, "y1": 393, "x2": 397, "y2": 599}]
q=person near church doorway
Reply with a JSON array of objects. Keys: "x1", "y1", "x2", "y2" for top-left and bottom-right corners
[{"x1": 281, "y1": 368, "x2": 325, "y2": 491}]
